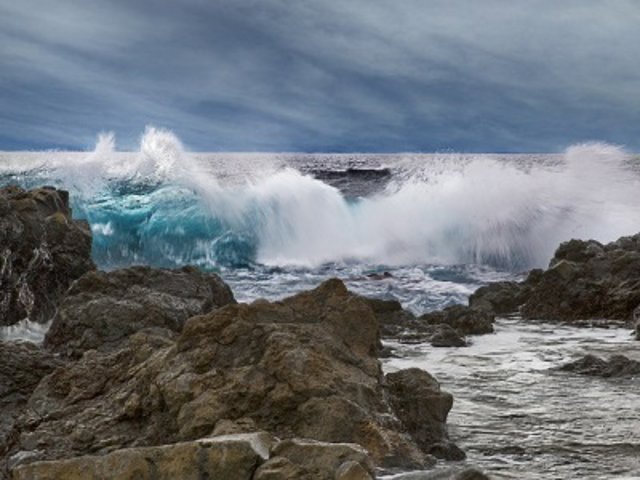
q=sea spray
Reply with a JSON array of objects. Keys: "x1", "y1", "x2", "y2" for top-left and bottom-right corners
[{"x1": 2, "y1": 130, "x2": 639, "y2": 271}]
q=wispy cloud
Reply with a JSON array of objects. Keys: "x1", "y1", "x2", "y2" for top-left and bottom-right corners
[{"x1": 1, "y1": 0, "x2": 639, "y2": 151}]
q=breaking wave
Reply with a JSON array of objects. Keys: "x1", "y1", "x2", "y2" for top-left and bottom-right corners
[{"x1": 3, "y1": 128, "x2": 640, "y2": 270}]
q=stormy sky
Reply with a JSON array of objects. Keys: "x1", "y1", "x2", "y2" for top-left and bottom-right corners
[{"x1": 1, "y1": 1, "x2": 639, "y2": 152}]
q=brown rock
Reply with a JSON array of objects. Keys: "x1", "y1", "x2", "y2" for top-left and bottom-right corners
[
  {"x1": 386, "y1": 368, "x2": 464, "y2": 461},
  {"x1": 44, "y1": 265, "x2": 235, "y2": 357},
  {"x1": 4, "y1": 279, "x2": 456, "y2": 472},
  {"x1": 0, "y1": 342, "x2": 63, "y2": 458},
  {"x1": 10, "y1": 433, "x2": 270, "y2": 480},
  {"x1": 0, "y1": 186, "x2": 94, "y2": 326}
]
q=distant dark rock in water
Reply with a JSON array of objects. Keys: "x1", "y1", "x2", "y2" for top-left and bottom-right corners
[
  {"x1": 559, "y1": 354, "x2": 640, "y2": 377},
  {"x1": 366, "y1": 271, "x2": 394, "y2": 280},
  {"x1": 44, "y1": 265, "x2": 235, "y2": 358},
  {"x1": 0, "y1": 186, "x2": 94, "y2": 326},
  {"x1": 3, "y1": 279, "x2": 459, "y2": 476}
]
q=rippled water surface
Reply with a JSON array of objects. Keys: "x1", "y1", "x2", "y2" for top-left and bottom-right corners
[{"x1": 383, "y1": 319, "x2": 640, "y2": 479}]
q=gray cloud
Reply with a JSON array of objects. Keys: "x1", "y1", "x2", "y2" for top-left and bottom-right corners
[{"x1": 1, "y1": 0, "x2": 639, "y2": 151}]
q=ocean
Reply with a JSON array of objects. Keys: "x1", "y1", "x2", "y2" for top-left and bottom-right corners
[{"x1": 1, "y1": 128, "x2": 639, "y2": 478}]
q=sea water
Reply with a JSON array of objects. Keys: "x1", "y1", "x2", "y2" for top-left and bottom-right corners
[{"x1": 1, "y1": 127, "x2": 639, "y2": 478}]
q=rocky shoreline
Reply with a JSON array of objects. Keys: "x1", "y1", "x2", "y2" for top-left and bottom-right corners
[{"x1": 1, "y1": 186, "x2": 639, "y2": 479}]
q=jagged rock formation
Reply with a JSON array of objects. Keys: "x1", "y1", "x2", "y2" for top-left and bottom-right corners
[
  {"x1": 2, "y1": 279, "x2": 460, "y2": 477},
  {"x1": 470, "y1": 235, "x2": 640, "y2": 330},
  {"x1": 0, "y1": 186, "x2": 94, "y2": 326},
  {"x1": 44, "y1": 265, "x2": 235, "y2": 358}
]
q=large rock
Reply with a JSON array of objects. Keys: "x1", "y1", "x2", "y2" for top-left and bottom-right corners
[
  {"x1": 0, "y1": 342, "x2": 63, "y2": 458},
  {"x1": 464, "y1": 234, "x2": 640, "y2": 328},
  {"x1": 3, "y1": 279, "x2": 456, "y2": 472},
  {"x1": 386, "y1": 368, "x2": 464, "y2": 461},
  {"x1": 420, "y1": 305, "x2": 494, "y2": 336},
  {"x1": 468, "y1": 280, "x2": 531, "y2": 315},
  {"x1": 558, "y1": 354, "x2": 640, "y2": 377},
  {"x1": 44, "y1": 265, "x2": 235, "y2": 357},
  {"x1": 10, "y1": 433, "x2": 271, "y2": 480},
  {"x1": 521, "y1": 235, "x2": 640, "y2": 322},
  {"x1": 0, "y1": 186, "x2": 94, "y2": 326}
]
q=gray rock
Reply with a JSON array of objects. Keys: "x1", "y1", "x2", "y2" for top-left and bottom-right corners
[
  {"x1": 420, "y1": 305, "x2": 494, "y2": 336},
  {"x1": 0, "y1": 186, "x2": 94, "y2": 326},
  {"x1": 44, "y1": 265, "x2": 235, "y2": 357},
  {"x1": 0, "y1": 342, "x2": 64, "y2": 456},
  {"x1": 468, "y1": 281, "x2": 527, "y2": 315},
  {"x1": 429, "y1": 324, "x2": 466, "y2": 348},
  {"x1": 385, "y1": 368, "x2": 463, "y2": 461},
  {"x1": 521, "y1": 234, "x2": 640, "y2": 322},
  {"x1": 559, "y1": 354, "x2": 640, "y2": 377}
]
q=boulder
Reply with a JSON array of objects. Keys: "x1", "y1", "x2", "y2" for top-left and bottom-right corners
[
  {"x1": 0, "y1": 186, "x2": 94, "y2": 326},
  {"x1": 385, "y1": 368, "x2": 464, "y2": 461},
  {"x1": 420, "y1": 305, "x2": 494, "y2": 336},
  {"x1": 468, "y1": 281, "x2": 528, "y2": 315},
  {"x1": 44, "y1": 265, "x2": 235, "y2": 357},
  {"x1": 3, "y1": 279, "x2": 456, "y2": 472},
  {"x1": 520, "y1": 235, "x2": 640, "y2": 322},
  {"x1": 558, "y1": 354, "x2": 640, "y2": 377},
  {"x1": 429, "y1": 324, "x2": 466, "y2": 348},
  {"x1": 10, "y1": 433, "x2": 270, "y2": 480}
]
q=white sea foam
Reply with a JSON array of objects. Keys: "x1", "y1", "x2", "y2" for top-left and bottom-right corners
[{"x1": 7, "y1": 129, "x2": 640, "y2": 270}]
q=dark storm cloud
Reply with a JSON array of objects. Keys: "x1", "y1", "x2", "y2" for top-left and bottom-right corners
[{"x1": 1, "y1": 0, "x2": 639, "y2": 151}]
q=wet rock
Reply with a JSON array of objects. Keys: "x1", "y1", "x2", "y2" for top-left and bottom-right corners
[
  {"x1": 369, "y1": 298, "x2": 490, "y2": 345},
  {"x1": 4, "y1": 279, "x2": 455, "y2": 471},
  {"x1": 336, "y1": 460, "x2": 374, "y2": 480},
  {"x1": 468, "y1": 281, "x2": 528, "y2": 315},
  {"x1": 364, "y1": 297, "x2": 419, "y2": 338},
  {"x1": 420, "y1": 305, "x2": 494, "y2": 336},
  {"x1": 520, "y1": 234, "x2": 640, "y2": 322},
  {"x1": 388, "y1": 466, "x2": 490, "y2": 479},
  {"x1": 44, "y1": 265, "x2": 235, "y2": 357},
  {"x1": 429, "y1": 324, "x2": 466, "y2": 348},
  {"x1": 385, "y1": 368, "x2": 463, "y2": 461},
  {"x1": 0, "y1": 342, "x2": 63, "y2": 457},
  {"x1": 559, "y1": 354, "x2": 640, "y2": 377},
  {"x1": 10, "y1": 433, "x2": 270, "y2": 480},
  {"x1": 0, "y1": 186, "x2": 94, "y2": 326},
  {"x1": 464, "y1": 233, "x2": 640, "y2": 330}
]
